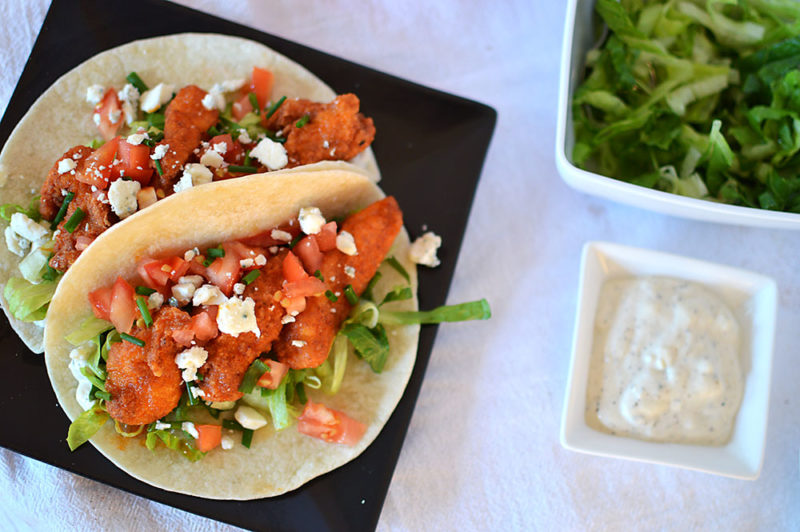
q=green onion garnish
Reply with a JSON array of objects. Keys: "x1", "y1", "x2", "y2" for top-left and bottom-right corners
[
  {"x1": 126, "y1": 72, "x2": 149, "y2": 94},
  {"x1": 196, "y1": 373, "x2": 204, "y2": 382},
  {"x1": 63, "y1": 208, "x2": 85, "y2": 233},
  {"x1": 288, "y1": 233, "x2": 303, "y2": 249},
  {"x1": 344, "y1": 284, "x2": 358, "y2": 305},
  {"x1": 265, "y1": 96, "x2": 287, "y2": 119},
  {"x1": 243, "y1": 152, "x2": 251, "y2": 166},
  {"x1": 241, "y1": 428, "x2": 254, "y2": 448},
  {"x1": 242, "y1": 270, "x2": 260, "y2": 285},
  {"x1": 185, "y1": 381, "x2": 197, "y2": 406},
  {"x1": 147, "y1": 112, "x2": 165, "y2": 130},
  {"x1": 264, "y1": 130, "x2": 286, "y2": 143},
  {"x1": 120, "y1": 333, "x2": 145, "y2": 347},
  {"x1": 208, "y1": 125, "x2": 221, "y2": 137},
  {"x1": 295, "y1": 114, "x2": 310, "y2": 128},
  {"x1": 135, "y1": 286, "x2": 156, "y2": 296},
  {"x1": 385, "y1": 256, "x2": 410, "y2": 282},
  {"x1": 313, "y1": 270, "x2": 324, "y2": 281},
  {"x1": 42, "y1": 253, "x2": 59, "y2": 282},
  {"x1": 207, "y1": 246, "x2": 224, "y2": 259},
  {"x1": 363, "y1": 271, "x2": 382, "y2": 302},
  {"x1": 51, "y1": 191, "x2": 75, "y2": 229},
  {"x1": 248, "y1": 92, "x2": 260, "y2": 114},
  {"x1": 325, "y1": 290, "x2": 338, "y2": 302},
  {"x1": 136, "y1": 296, "x2": 153, "y2": 327},
  {"x1": 228, "y1": 165, "x2": 258, "y2": 174},
  {"x1": 238, "y1": 359, "x2": 268, "y2": 393},
  {"x1": 94, "y1": 390, "x2": 111, "y2": 402},
  {"x1": 155, "y1": 159, "x2": 163, "y2": 176}
]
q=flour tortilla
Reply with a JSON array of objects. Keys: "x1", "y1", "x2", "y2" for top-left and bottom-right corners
[
  {"x1": 44, "y1": 166, "x2": 417, "y2": 499},
  {"x1": 0, "y1": 33, "x2": 380, "y2": 353}
]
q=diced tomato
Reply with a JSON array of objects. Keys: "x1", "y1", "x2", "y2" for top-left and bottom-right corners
[
  {"x1": 280, "y1": 295, "x2": 306, "y2": 315},
  {"x1": 164, "y1": 256, "x2": 190, "y2": 282},
  {"x1": 186, "y1": 256, "x2": 208, "y2": 277},
  {"x1": 172, "y1": 328, "x2": 194, "y2": 347},
  {"x1": 256, "y1": 359, "x2": 289, "y2": 390},
  {"x1": 225, "y1": 241, "x2": 266, "y2": 263},
  {"x1": 232, "y1": 94, "x2": 253, "y2": 121},
  {"x1": 191, "y1": 311, "x2": 218, "y2": 341},
  {"x1": 95, "y1": 88, "x2": 122, "y2": 141},
  {"x1": 75, "y1": 235, "x2": 94, "y2": 251},
  {"x1": 195, "y1": 424, "x2": 222, "y2": 452},
  {"x1": 137, "y1": 186, "x2": 158, "y2": 210},
  {"x1": 283, "y1": 277, "x2": 327, "y2": 298},
  {"x1": 205, "y1": 242, "x2": 242, "y2": 296},
  {"x1": 297, "y1": 400, "x2": 366, "y2": 446},
  {"x1": 138, "y1": 257, "x2": 188, "y2": 289},
  {"x1": 282, "y1": 251, "x2": 307, "y2": 283},
  {"x1": 77, "y1": 136, "x2": 120, "y2": 188},
  {"x1": 114, "y1": 140, "x2": 153, "y2": 184},
  {"x1": 240, "y1": 221, "x2": 301, "y2": 247},
  {"x1": 88, "y1": 286, "x2": 114, "y2": 321},
  {"x1": 316, "y1": 222, "x2": 338, "y2": 252},
  {"x1": 110, "y1": 277, "x2": 136, "y2": 334},
  {"x1": 295, "y1": 235, "x2": 323, "y2": 274},
  {"x1": 251, "y1": 67, "x2": 274, "y2": 109}
]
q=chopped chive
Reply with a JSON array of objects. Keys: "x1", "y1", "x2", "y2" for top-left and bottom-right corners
[
  {"x1": 136, "y1": 296, "x2": 153, "y2": 327},
  {"x1": 242, "y1": 269, "x2": 261, "y2": 285},
  {"x1": 41, "y1": 260, "x2": 59, "y2": 282},
  {"x1": 385, "y1": 256, "x2": 410, "y2": 282},
  {"x1": 264, "y1": 130, "x2": 286, "y2": 143},
  {"x1": 238, "y1": 359, "x2": 268, "y2": 393},
  {"x1": 295, "y1": 114, "x2": 310, "y2": 128},
  {"x1": 206, "y1": 246, "x2": 225, "y2": 259},
  {"x1": 243, "y1": 152, "x2": 252, "y2": 166},
  {"x1": 265, "y1": 96, "x2": 287, "y2": 119},
  {"x1": 288, "y1": 233, "x2": 303, "y2": 249},
  {"x1": 313, "y1": 270, "x2": 324, "y2": 281},
  {"x1": 363, "y1": 271, "x2": 382, "y2": 302},
  {"x1": 155, "y1": 159, "x2": 163, "y2": 176},
  {"x1": 126, "y1": 72, "x2": 149, "y2": 93},
  {"x1": 51, "y1": 191, "x2": 75, "y2": 229},
  {"x1": 325, "y1": 290, "x2": 338, "y2": 302},
  {"x1": 185, "y1": 381, "x2": 197, "y2": 406},
  {"x1": 203, "y1": 257, "x2": 213, "y2": 267},
  {"x1": 63, "y1": 208, "x2": 85, "y2": 233},
  {"x1": 296, "y1": 382, "x2": 307, "y2": 404},
  {"x1": 241, "y1": 428, "x2": 254, "y2": 448},
  {"x1": 222, "y1": 419, "x2": 244, "y2": 431},
  {"x1": 228, "y1": 165, "x2": 258, "y2": 174},
  {"x1": 147, "y1": 112, "x2": 165, "y2": 129},
  {"x1": 208, "y1": 125, "x2": 221, "y2": 137},
  {"x1": 196, "y1": 373, "x2": 204, "y2": 382},
  {"x1": 135, "y1": 286, "x2": 156, "y2": 296},
  {"x1": 120, "y1": 333, "x2": 145, "y2": 347},
  {"x1": 94, "y1": 389, "x2": 111, "y2": 402},
  {"x1": 344, "y1": 284, "x2": 358, "y2": 305},
  {"x1": 248, "y1": 92, "x2": 260, "y2": 114}
]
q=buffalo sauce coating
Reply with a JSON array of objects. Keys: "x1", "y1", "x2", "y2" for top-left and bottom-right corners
[
  {"x1": 263, "y1": 94, "x2": 375, "y2": 167},
  {"x1": 151, "y1": 85, "x2": 219, "y2": 193},
  {"x1": 273, "y1": 196, "x2": 403, "y2": 369},
  {"x1": 39, "y1": 146, "x2": 115, "y2": 271},
  {"x1": 198, "y1": 249, "x2": 289, "y2": 403},
  {"x1": 105, "y1": 307, "x2": 192, "y2": 425}
]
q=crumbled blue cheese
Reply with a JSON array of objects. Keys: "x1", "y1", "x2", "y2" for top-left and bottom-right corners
[
  {"x1": 336, "y1": 230, "x2": 358, "y2": 256},
  {"x1": 68, "y1": 342, "x2": 97, "y2": 411},
  {"x1": 281, "y1": 314, "x2": 295, "y2": 324},
  {"x1": 4, "y1": 226, "x2": 29, "y2": 257},
  {"x1": 58, "y1": 158, "x2": 77, "y2": 174},
  {"x1": 174, "y1": 163, "x2": 213, "y2": 193},
  {"x1": 212, "y1": 142, "x2": 227, "y2": 155},
  {"x1": 200, "y1": 149, "x2": 224, "y2": 169},
  {"x1": 344, "y1": 265, "x2": 356, "y2": 278},
  {"x1": 126, "y1": 132, "x2": 148, "y2": 145},
  {"x1": 217, "y1": 296, "x2": 259, "y2": 337},
  {"x1": 178, "y1": 275, "x2": 204, "y2": 288},
  {"x1": 299, "y1": 207, "x2": 326, "y2": 235},
  {"x1": 220, "y1": 435, "x2": 234, "y2": 450},
  {"x1": 235, "y1": 405, "x2": 268, "y2": 430},
  {"x1": 174, "y1": 346, "x2": 208, "y2": 382},
  {"x1": 254, "y1": 254, "x2": 266, "y2": 266},
  {"x1": 291, "y1": 340, "x2": 307, "y2": 348},
  {"x1": 233, "y1": 283, "x2": 246, "y2": 295},
  {"x1": 409, "y1": 231, "x2": 442, "y2": 267},
  {"x1": 151, "y1": 144, "x2": 169, "y2": 160},
  {"x1": 140, "y1": 83, "x2": 174, "y2": 113},
  {"x1": 237, "y1": 129, "x2": 252, "y2": 144},
  {"x1": 270, "y1": 229, "x2": 292, "y2": 242},
  {"x1": 193, "y1": 284, "x2": 227, "y2": 306},
  {"x1": 202, "y1": 80, "x2": 246, "y2": 111},
  {"x1": 182, "y1": 421, "x2": 200, "y2": 439},
  {"x1": 171, "y1": 282, "x2": 198, "y2": 306},
  {"x1": 240, "y1": 258, "x2": 254, "y2": 268},
  {"x1": 184, "y1": 248, "x2": 199, "y2": 262},
  {"x1": 155, "y1": 421, "x2": 171, "y2": 430},
  {"x1": 148, "y1": 292, "x2": 165, "y2": 310},
  {"x1": 108, "y1": 179, "x2": 141, "y2": 219},
  {"x1": 10, "y1": 213, "x2": 49, "y2": 244},
  {"x1": 85, "y1": 84, "x2": 105, "y2": 105},
  {"x1": 190, "y1": 386, "x2": 206, "y2": 400},
  {"x1": 250, "y1": 138, "x2": 288, "y2": 170},
  {"x1": 118, "y1": 83, "x2": 140, "y2": 125}
]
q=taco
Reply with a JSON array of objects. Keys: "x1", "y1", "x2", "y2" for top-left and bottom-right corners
[{"x1": 0, "y1": 33, "x2": 378, "y2": 353}]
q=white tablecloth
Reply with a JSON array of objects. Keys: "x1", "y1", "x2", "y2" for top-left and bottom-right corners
[{"x1": 1, "y1": 1, "x2": 798, "y2": 530}]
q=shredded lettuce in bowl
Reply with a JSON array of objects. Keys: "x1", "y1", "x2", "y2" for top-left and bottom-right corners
[{"x1": 573, "y1": 0, "x2": 800, "y2": 212}]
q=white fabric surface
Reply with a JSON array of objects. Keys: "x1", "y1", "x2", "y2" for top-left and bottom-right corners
[{"x1": 1, "y1": 0, "x2": 799, "y2": 530}]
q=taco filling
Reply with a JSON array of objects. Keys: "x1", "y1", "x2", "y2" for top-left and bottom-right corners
[{"x1": 2, "y1": 66, "x2": 375, "y2": 335}]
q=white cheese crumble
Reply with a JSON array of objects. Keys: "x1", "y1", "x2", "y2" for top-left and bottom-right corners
[
  {"x1": 299, "y1": 207, "x2": 326, "y2": 235},
  {"x1": 140, "y1": 82, "x2": 174, "y2": 113},
  {"x1": 281, "y1": 315, "x2": 296, "y2": 324},
  {"x1": 108, "y1": 109, "x2": 121, "y2": 124},
  {"x1": 212, "y1": 142, "x2": 227, "y2": 155},
  {"x1": 190, "y1": 386, "x2": 206, "y2": 400},
  {"x1": 58, "y1": 158, "x2": 77, "y2": 174},
  {"x1": 108, "y1": 179, "x2": 141, "y2": 219},
  {"x1": 344, "y1": 265, "x2": 356, "y2": 278},
  {"x1": 193, "y1": 284, "x2": 228, "y2": 306},
  {"x1": 336, "y1": 230, "x2": 358, "y2": 256},
  {"x1": 93, "y1": 113, "x2": 101, "y2": 126},
  {"x1": 126, "y1": 132, "x2": 147, "y2": 145},
  {"x1": 249, "y1": 137, "x2": 288, "y2": 170},
  {"x1": 147, "y1": 292, "x2": 164, "y2": 311},
  {"x1": 174, "y1": 163, "x2": 213, "y2": 193},
  {"x1": 175, "y1": 346, "x2": 208, "y2": 382},
  {"x1": 201, "y1": 92, "x2": 219, "y2": 111},
  {"x1": 85, "y1": 84, "x2": 105, "y2": 105},
  {"x1": 4, "y1": 226, "x2": 29, "y2": 257},
  {"x1": 184, "y1": 248, "x2": 199, "y2": 262},
  {"x1": 10, "y1": 213, "x2": 49, "y2": 244},
  {"x1": 240, "y1": 258, "x2": 254, "y2": 268},
  {"x1": 254, "y1": 254, "x2": 266, "y2": 266},
  {"x1": 233, "y1": 283, "x2": 246, "y2": 295},
  {"x1": 409, "y1": 231, "x2": 442, "y2": 267},
  {"x1": 182, "y1": 421, "x2": 200, "y2": 439},
  {"x1": 151, "y1": 144, "x2": 169, "y2": 160},
  {"x1": 270, "y1": 229, "x2": 292, "y2": 242},
  {"x1": 220, "y1": 435, "x2": 234, "y2": 450},
  {"x1": 68, "y1": 342, "x2": 97, "y2": 411},
  {"x1": 171, "y1": 282, "x2": 197, "y2": 306},
  {"x1": 118, "y1": 83, "x2": 140, "y2": 125},
  {"x1": 155, "y1": 421, "x2": 171, "y2": 430},
  {"x1": 235, "y1": 405, "x2": 268, "y2": 430},
  {"x1": 178, "y1": 275, "x2": 204, "y2": 288},
  {"x1": 217, "y1": 296, "x2": 260, "y2": 337},
  {"x1": 291, "y1": 340, "x2": 307, "y2": 348},
  {"x1": 200, "y1": 149, "x2": 224, "y2": 169},
  {"x1": 238, "y1": 129, "x2": 252, "y2": 144},
  {"x1": 203, "y1": 80, "x2": 246, "y2": 111}
]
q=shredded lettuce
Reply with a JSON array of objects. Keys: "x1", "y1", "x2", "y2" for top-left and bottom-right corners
[
  {"x1": 379, "y1": 299, "x2": 492, "y2": 326},
  {"x1": 65, "y1": 316, "x2": 113, "y2": 346},
  {"x1": 67, "y1": 405, "x2": 109, "y2": 451},
  {"x1": 3, "y1": 277, "x2": 57, "y2": 322},
  {"x1": 145, "y1": 428, "x2": 204, "y2": 461}
]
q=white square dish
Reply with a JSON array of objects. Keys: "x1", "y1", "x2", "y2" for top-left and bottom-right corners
[
  {"x1": 555, "y1": 0, "x2": 800, "y2": 229},
  {"x1": 560, "y1": 241, "x2": 777, "y2": 479}
]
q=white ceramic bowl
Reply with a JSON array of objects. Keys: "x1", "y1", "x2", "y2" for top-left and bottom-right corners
[
  {"x1": 560, "y1": 242, "x2": 777, "y2": 479},
  {"x1": 556, "y1": 0, "x2": 800, "y2": 229}
]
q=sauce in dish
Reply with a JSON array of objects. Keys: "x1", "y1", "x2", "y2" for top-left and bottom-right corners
[{"x1": 585, "y1": 277, "x2": 744, "y2": 446}]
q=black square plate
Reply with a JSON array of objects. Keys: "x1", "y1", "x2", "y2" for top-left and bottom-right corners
[{"x1": 0, "y1": 0, "x2": 495, "y2": 529}]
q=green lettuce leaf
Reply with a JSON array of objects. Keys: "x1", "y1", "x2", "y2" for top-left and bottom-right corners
[
  {"x1": 4, "y1": 277, "x2": 57, "y2": 322},
  {"x1": 67, "y1": 405, "x2": 109, "y2": 451}
]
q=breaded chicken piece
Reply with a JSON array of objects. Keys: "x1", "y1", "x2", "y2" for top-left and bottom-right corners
[
  {"x1": 273, "y1": 197, "x2": 402, "y2": 369},
  {"x1": 39, "y1": 145, "x2": 93, "y2": 220}
]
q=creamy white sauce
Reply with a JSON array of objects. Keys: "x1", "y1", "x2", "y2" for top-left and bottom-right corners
[{"x1": 585, "y1": 277, "x2": 743, "y2": 446}]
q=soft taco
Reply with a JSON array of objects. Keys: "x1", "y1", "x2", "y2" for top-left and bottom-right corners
[{"x1": 0, "y1": 33, "x2": 378, "y2": 353}]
